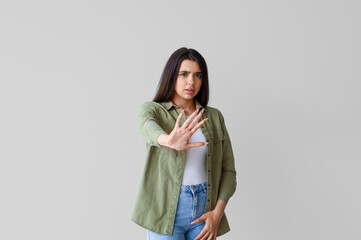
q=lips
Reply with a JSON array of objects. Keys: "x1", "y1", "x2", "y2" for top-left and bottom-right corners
[{"x1": 185, "y1": 89, "x2": 195, "y2": 94}]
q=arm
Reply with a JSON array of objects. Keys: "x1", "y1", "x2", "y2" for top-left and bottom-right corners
[
  {"x1": 137, "y1": 102, "x2": 167, "y2": 147},
  {"x1": 217, "y1": 112, "x2": 237, "y2": 203}
]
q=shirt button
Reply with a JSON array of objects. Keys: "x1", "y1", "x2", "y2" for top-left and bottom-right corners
[
  {"x1": 179, "y1": 166, "x2": 182, "y2": 169},
  {"x1": 208, "y1": 169, "x2": 211, "y2": 173},
  {"x1": 171, "y1": 210, "x2": 174, "y2": 213},
  {"x1": 174, "y1": 195, "x2": 177, "y2": 198},
  {"x1": 208, "y1": 184, "x2": 211, "y2": 187}
]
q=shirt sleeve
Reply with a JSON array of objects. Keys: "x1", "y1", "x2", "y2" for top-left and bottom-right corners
[
  {"x1": 137, "y1": 102, "x2": 167, "y2": 148},
  {"x1": 217, "y1": 111, "x2": 237, "y2": 203}
]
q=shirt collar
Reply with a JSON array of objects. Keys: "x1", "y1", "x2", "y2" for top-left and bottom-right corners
[{"x1": 160, "y1": 99, "x2": 207, "y2": 111}]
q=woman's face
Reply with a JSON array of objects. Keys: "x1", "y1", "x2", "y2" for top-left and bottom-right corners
[{"x1": 173, "y1": 59, "x2": 203, "y2": 103}]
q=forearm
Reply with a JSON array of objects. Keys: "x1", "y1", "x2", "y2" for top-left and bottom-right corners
[
  {"x1": 213, "y1": 199, "x2": 227, "y2": 217},
  {"x1": 138, "y1": 103, "x2": 167, "y2": 147}
]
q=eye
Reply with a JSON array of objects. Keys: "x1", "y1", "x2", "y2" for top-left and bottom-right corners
[
  {"x1": 180, "y1": 72, "x2": 187, "y2": 77},
  {"x1": 196, "y1": 73, "x2": 203, "y2": 79}
]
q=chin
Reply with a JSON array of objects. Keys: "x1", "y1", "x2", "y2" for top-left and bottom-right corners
[{"x1": 182, "y1": 95, "x2": 195, "y2": 99}]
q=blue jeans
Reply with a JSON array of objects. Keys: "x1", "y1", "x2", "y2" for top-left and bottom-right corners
[{"x1": 147, "y1": 182, "x2": 207, "y2": 240}]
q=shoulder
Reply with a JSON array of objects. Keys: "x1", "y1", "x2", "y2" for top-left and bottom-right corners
[
  {"x1": 141, "y1": 101, "x2": 159, "y2": 108},
  {"x1": 205, "y1": 105, "x2": 225, "y2": 122},
  {"x1": 140, "y1": 101, "x2": 166, "y2": 111},
  {"x1": 139, "y1": 101, "x2": 170, "y2": 117}
]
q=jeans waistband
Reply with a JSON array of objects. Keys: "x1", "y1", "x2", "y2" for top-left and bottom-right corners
[{"x1": 180, "y1": 182, "x2": 207, "y2": 194}]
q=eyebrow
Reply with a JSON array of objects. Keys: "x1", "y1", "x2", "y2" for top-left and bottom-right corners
[{"x1": 179, "y1": 70, "x2": 202, "y2": 74}]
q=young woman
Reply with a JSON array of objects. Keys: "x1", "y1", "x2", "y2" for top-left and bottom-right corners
[{"x1": 131, "y1": 47, "x2": 237, "y2": 240}]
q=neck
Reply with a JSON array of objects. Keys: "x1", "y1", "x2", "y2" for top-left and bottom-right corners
[{"x1": 171, "y1": 97, "x2": 196, "y2": 115}]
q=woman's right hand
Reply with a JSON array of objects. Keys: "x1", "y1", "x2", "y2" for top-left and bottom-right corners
[{"x1": 157, "y1": 109, "x2": 208, "y2": 151}]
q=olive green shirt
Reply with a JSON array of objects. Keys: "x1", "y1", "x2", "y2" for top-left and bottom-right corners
[{"x1": 131, "y1": 100, "x2": 237, "y2": 236}]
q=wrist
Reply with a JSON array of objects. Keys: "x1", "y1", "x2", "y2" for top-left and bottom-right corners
[
  {"x1": 157, "y1": 134, "x2": 170, "y2": 147},
  {"x1": 213, "y1": 207, "x2": 225, "y2": 218},
  {"x1": 213, "y1": 199, "x2": 226, "y2": 217}
]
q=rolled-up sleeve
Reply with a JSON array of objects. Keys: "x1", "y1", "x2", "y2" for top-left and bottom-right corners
[
  {"x1": 137, "y1": 102, "x2": 167, "y2": 147},
  {"x1": 217, "y1": 112, "x2": 237, "y2": 203}
]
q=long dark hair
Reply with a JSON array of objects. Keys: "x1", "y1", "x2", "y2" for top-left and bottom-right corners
[{"x1": 153, "y1": 47, "x2": 209, "y2": 107}]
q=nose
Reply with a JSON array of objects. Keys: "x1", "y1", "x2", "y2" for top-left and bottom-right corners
[{"x1": 187, "y1": 75, "x2": 195, "y2": 85}]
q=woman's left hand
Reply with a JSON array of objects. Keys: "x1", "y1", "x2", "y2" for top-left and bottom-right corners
[{"x1": 191, "y1": 208, "x2": 224, "y2": 240}]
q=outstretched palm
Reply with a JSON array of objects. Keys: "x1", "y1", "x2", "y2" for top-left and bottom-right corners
[{"x1": 165, "y1": 108, "x2": 208, "y2": 151}]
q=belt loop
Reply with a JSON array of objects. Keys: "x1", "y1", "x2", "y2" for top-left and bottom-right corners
[{"x1": 202, "y1": 182, "x2": 207, "y2": 193}]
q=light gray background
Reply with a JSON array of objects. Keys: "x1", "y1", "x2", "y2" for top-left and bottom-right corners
[{"x1": 1, "y1": 0, "x2": 360, "y2": 239}]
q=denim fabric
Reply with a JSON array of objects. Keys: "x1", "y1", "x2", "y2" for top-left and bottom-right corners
[{"x1": 147, "y1": 182, "x2": 207, "y2": 240}]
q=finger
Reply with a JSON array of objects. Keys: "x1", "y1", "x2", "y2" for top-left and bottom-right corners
[
  {"x1": 181, "y1": 110, "x2": 198, "y2": 128},
  {"x1": 191, "y1": 215, "x2": 204, "y2": 225},
  {"x1": 188, "y1": 109, "x2": 205, "y2": 129},
  {"x1": 185, "y1": 141, "x2": 208, "y2": 150},
  {"x1": 198, "y1": 229, "x2": 210, "y2": 240},
  {"x1": 175, "y1": 110, "x2": 184, "y2": 128},
  {"x1": 204, "y1": 233, "x2": 213, "y2": 240},
  {"x1": 190, "y1": 118, "x2": 208, "y2": 134},
  {"x1": 194, "y1": 229, "x2": 207, "y2": 240},
  {"x1": 201, "y1": 233, "x2": 209, "y2": 240},
  {"x1": 213, "y1": 232, "x2": 217, "y2": 240}
]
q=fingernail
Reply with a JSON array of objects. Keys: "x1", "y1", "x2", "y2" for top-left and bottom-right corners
[{"x1": 205, "y1": 142, "x2": 208, "y2": 145}]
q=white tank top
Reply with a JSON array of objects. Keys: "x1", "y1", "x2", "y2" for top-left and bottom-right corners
[{"x1": 181, "y1": 115, "x2": 208, "y2": 185}]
